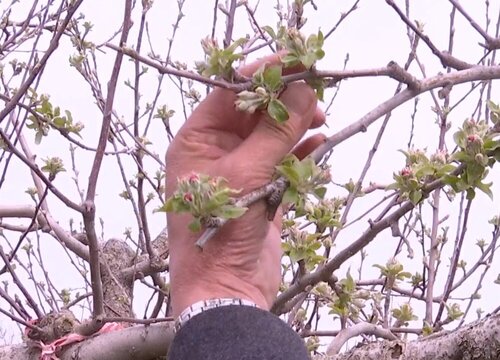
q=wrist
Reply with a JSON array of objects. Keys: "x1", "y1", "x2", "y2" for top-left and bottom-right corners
[{"x1": 170, "y1": 273, "x2": 270, "y2": 317}]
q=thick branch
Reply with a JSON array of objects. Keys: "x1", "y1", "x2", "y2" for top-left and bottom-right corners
[
  {"x1": 326, "y1": 322, "x2": 398, "y2": 355},
  {"x1": 319, "y1": 314, "x2": 500, "y2": 360},
  {"x1": 310, "y1": 64, "x2": 500, "y2": 163},
  {"x1": 0, "y1": 204, "x2": 89, "y2": 261}
]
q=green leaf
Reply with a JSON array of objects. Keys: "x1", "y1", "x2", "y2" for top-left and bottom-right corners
[
  {"x1": 477, "y1": 181, "x2": 493, "y2": 199},
  {"x1": 295, "y1": 158, "x2": 314, "y2": 180},
  {"x1": 315, "y1": 49, "x2": 325, "y2": 59},
  {"x1": 262, "y1": 25, "x2": 276, "y2": 39},
  {"x1": 41, "y1": 100, "x2": 52, "y2": 114},
  {"x1": 156, "y1": 198, "x2": 176, "y2": 213},
  {"x1": 300, "y1": 53, "x2": 317, "y2": 69},
  {"x1": 313, "y1": 186, "x2": 327, "y2": 199},
  {"x1": 409, "y1": 190, "x2": 422, "y2": 204},
  {"x1": 282, "y1": 187, "x2": 299, "y2": 204},
  {"x1": 483, "y1": 139, "x2": 500, "y2": 151},
  {"x1": 267, "y1": 98, "x2": 289, "y2": 123},
  {"x1": 53, "y1": 117, "x2": 66, "y2": 128},
  {"x1": 276, "y1": 165, "x2": 300, "y2": 186},
  {"x1": 263, "y1": 65, "x2": 283, "y2": 92},
  {"x1": 386, "y1": 182, "x2": 399, "y2": 190},
  {"x1": 415, "y1": 165, "x2": 435, "y2": 178},
  {"x1": 439, "y1": 164, "x2": 456, "y2": 174},
  {"x1": 281, "y1": 54, "x2": 300, "y2": 67},
  {"x1": 65, "y1": 110, "x2": 73, "y2": 123},
  {"x1": 453, "y1": 131, "x2": 465, "y2": 149},
  {"x1": 217, "y1": 205, "x2": 248, "y2": 219}
]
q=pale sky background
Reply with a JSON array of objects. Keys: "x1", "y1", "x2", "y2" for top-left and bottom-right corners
[{"x1": 1, "y1": 0, "x2": 500, "y2": 350}]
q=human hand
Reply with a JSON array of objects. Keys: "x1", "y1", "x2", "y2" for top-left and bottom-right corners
[{"x1": 165, "y1": 53, "x2": 326, "y2": 316}]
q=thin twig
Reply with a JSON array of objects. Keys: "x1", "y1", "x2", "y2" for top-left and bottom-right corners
[{"x1": 0, "y1": 245, "x2": 43, "y2": 318}]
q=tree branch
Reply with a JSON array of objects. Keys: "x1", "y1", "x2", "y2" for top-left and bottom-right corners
[
  {"x1": 318, "y1": 314, "x2": 500, "y2": 360},
  {"x1": 385, "y1": 0, "x2": 474, "y2": 70},
  {"x1": 325, "y1": 322, "x2": 398, "y2": 355},
  {"x1": 82, "y1": 0, "x2": 133, "y2": 326}
]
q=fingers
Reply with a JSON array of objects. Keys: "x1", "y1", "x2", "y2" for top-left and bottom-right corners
[
  {"x1": 311, "y1": 107, "x2": 326, "y2": 129},
  {"x1": 189, "y1": 52, "x2": 313, "y2": 136},
  {"x1": 291, "y1": 133, "x2": 327, "y2": 160},
  {"x1": 229, "y1": 82, "x2": 317, "y2": 173}
]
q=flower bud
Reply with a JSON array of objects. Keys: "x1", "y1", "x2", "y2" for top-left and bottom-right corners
[
  {"x1": 430, "y1": 149, "x2": 447, "y2": 164},
  {"x1": 235, "y1": 90, "x2": 267, "y2": 113},
  {"x1": 183, "y1": 192, "x2": 193, "y2": 203},
  {"x1": 188, "y1": 172, "x2": 200, "y2": 184},
  {"x1": 467, "y1": 134, "x2": 481, "y2": 143},
  {"x1": 200, "y1": 37, "x2": 218, "y2": 55},
  {"x1": 400, "y1": 167, "x2": 413, "y2": 177}
]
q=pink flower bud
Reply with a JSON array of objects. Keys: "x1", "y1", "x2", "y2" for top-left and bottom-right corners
[
  {"x1": 188, "y1": 173, "x2": 200, "y2": 184},
  {"x1": 400, "y1": 167, "x2": 413, "y2": 177},
  {"x1": 183, "y1": 193, "x2": 193, "y2": 202},
  {"x1": 467, "y1": 134, "x2": 479, "y2": 143}
]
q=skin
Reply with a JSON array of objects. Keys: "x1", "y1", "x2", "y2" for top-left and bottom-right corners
[{"x1": 166, "y1": 53, "x2": 326, "y2": 317}]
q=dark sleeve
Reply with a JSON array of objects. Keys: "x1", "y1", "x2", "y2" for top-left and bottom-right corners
[{"x1": 167, "y1": 305, "x2": 309, "y2": 360}]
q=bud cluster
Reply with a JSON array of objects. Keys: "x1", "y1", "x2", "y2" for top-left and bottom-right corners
[{"x1": 159, "y1": 172, "x2": 247, "y2": 232}]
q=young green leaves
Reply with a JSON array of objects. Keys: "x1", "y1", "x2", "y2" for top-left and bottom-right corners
[
  {"x1": 389, "y1": 114, "x2": 500, "y2": 204},
  {"x1": 278, "y1": 28, "x2": 325, "y2": 70},
  {"x1": 26, "y1": 94, "x2": 83, "y2": 144},
  {"x1": 235, "y1": 64, "x2": 289, "y2": 122},
  {"x1": 41, "y1": 157, "x2": 66, "y2": 181},
  {"x1": 446, "y1": 118, "x2": 499, "y2": 200},
  {"x1": 388, "y1": 148, "x2": 455, "y2": 204},
  {"x1": 158, "y1": 173, "x2": 247, "y2": 232},
  {"x1": 195, "y1": 37, "x2": 246, "y2": 80},
  {"x1": 275, "y1": 154, "x2": 331, "y2": 211},
  {"x1": 198, "y1": 28, "x2": 326, "y2": 123}
]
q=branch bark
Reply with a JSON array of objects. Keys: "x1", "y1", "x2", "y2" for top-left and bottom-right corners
[
  {"x1": 83, "y1": 0, "x2": 133, "y2": 326},
  {"x1": 318, "y1": 314, "x2": 500, "y2": 360}
]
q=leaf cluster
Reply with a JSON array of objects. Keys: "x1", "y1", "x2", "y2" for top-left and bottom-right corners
[
  {"x1": 373, "y1": 258, "x2": 412, "y2": 289},
  {"x1": 388, "y1": 148, "x2": 455, "y2": 204},
  {"x1": 195, "y1": 37, "x2": 246, "y2": 80},
  {"x1": 27, "y1": 93, "x2": 83, "y2": 144},
  {"x1": 276, "y1": 154, "x2": 331, "y2": 211},
  {"x1": 328, "y1": 272, "x2": 370, "y2": 319},
  {"x1": 41, "y1": 157, "x2": 66, "y2": 181},
  {"x1": 392, "y1": 303, "x2": 418, "y2": 326},
  {"x1": 445, "y1": 118, "x2": 500, "y2": 199}
]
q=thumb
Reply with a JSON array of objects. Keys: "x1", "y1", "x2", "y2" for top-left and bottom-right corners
[{"x1": 231, "y1": 82, "x2": 317, "y2": 172}]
